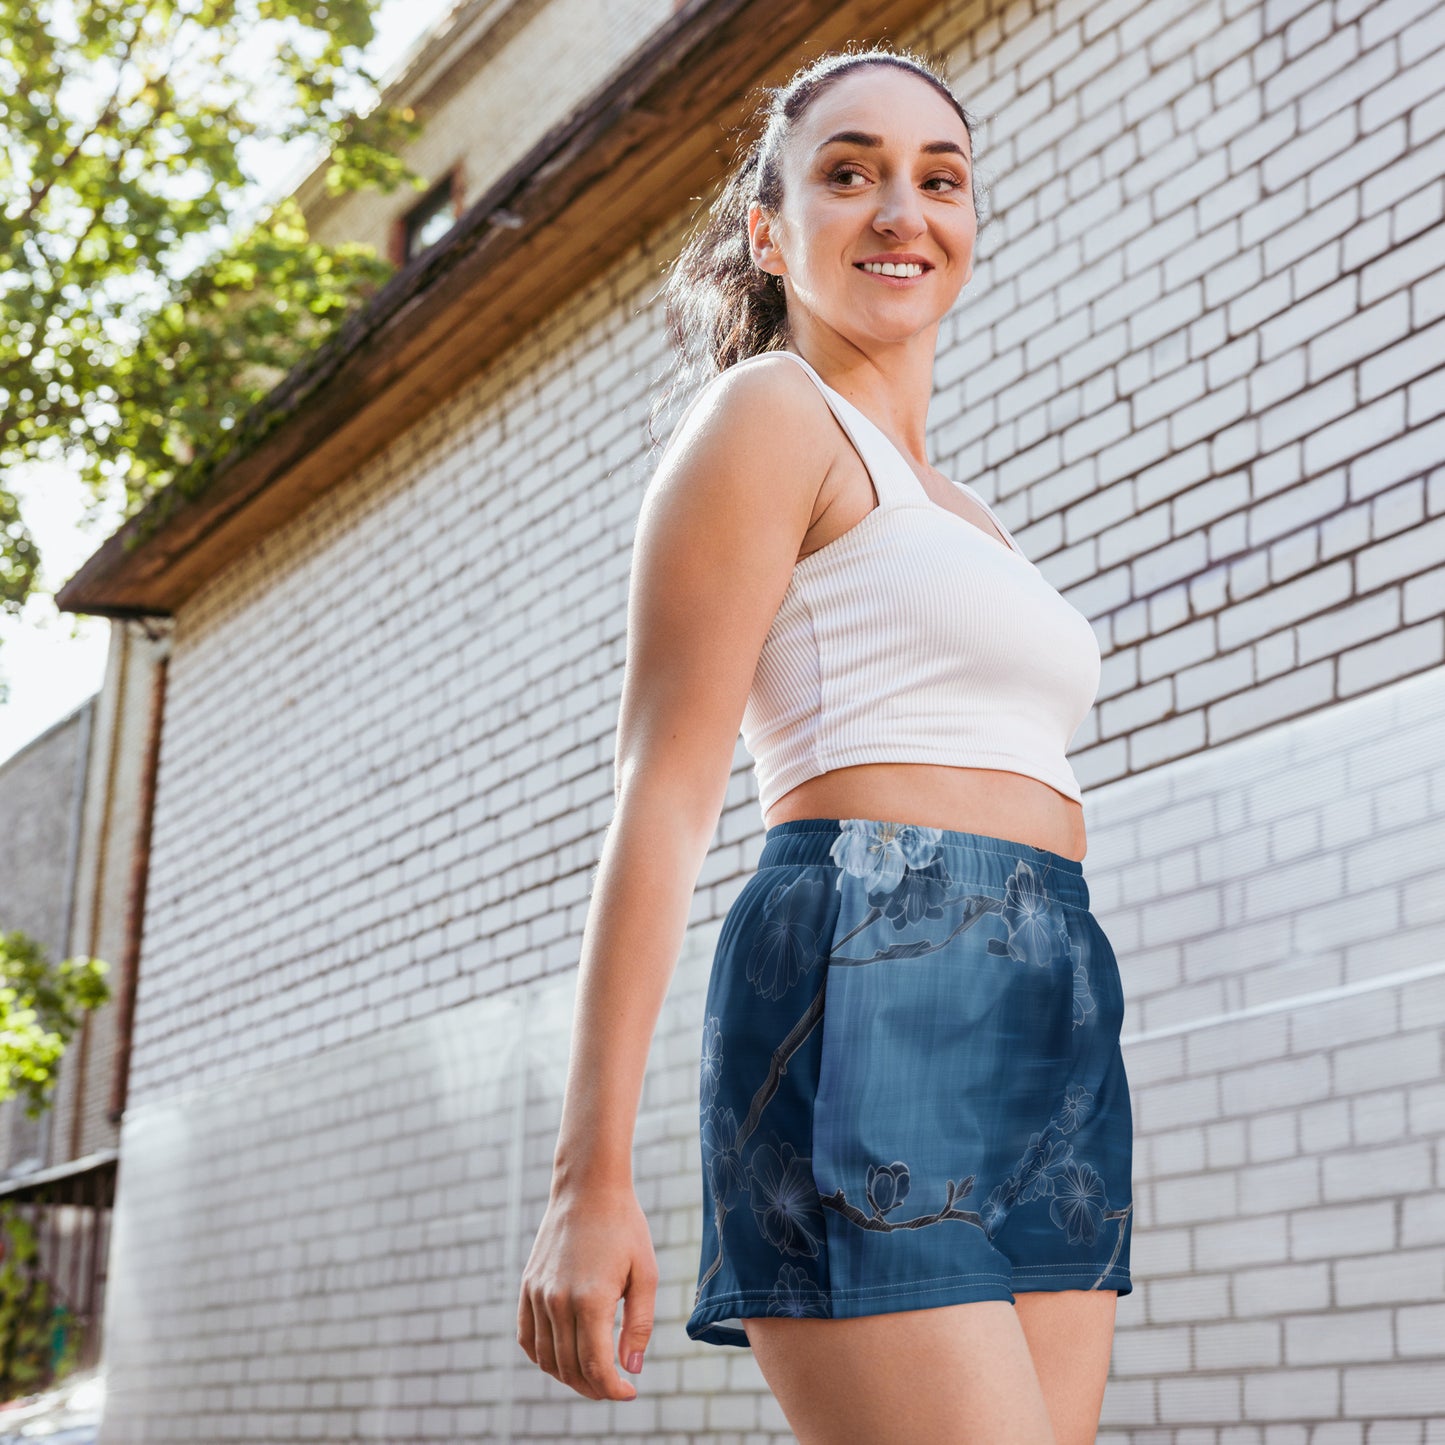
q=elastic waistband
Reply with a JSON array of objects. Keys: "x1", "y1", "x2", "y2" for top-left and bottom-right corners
[{"x1": 757, "y1": 816, "x2": 1091, "y2": 911}]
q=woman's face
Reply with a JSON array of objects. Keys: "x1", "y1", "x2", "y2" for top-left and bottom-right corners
[{"x1": 751, "y1": 66, "x2": 977, "y2": 347}]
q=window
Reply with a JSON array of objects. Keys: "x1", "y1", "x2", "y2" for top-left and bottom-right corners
[{"x1": 401, "y1": 174, "x2": 460, "y2": 261}]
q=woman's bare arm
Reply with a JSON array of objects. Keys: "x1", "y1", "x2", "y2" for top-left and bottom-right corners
[
  {"x1": 518, "y1": 356, "x2": 837, "y2": 1402},
  {"x1": 549, "y1": 355, "x2": 836, "y2": 1195}
]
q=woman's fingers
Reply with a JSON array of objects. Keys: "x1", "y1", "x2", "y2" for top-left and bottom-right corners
[
  {"x1": 521, "y1": 1285, "x2": 638, "y2": 1401},
  {"x1": 516, "y1": 1192, "x2": 651, "y2": 1400},
  {"x1": 516, "y1": 1284, "x2": 537, "y2": 1364},
  {"x1": 546, "y1": 1292, "x2": 597, "y2": 1399},
  {"x1": 575, "y1": 1297, "x2": 638, "y2": 1401},
  {"x1": 520, "y1": 1284, "x2": 563, "y2": 1386}
]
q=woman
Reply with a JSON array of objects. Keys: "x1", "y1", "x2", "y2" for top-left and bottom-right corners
[{"x1": 517, "y1": 45, "x2": 1134, "y2": 1444}]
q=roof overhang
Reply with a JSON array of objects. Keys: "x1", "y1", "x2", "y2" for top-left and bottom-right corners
[
  {"x1": 56, "y1": 0, "x2": 939, "y2": 619},
  {"x1": 0, "y1": 1148, "x2": 118, "y2": 1204}
]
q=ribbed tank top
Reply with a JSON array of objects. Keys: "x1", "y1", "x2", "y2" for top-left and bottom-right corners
[{"x1": 739, "y1": 348, "x2": 1102, "y2": 812}]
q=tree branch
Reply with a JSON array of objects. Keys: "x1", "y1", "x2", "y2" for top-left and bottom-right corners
[{"x1": 23, "y1": 7, "x2": 150, "y2": 221}]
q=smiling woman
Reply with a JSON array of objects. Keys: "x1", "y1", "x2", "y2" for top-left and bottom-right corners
[
  {"x1": 646, "y1": 52, "x2": 991, "y2": 404},
  {"x1": 520, "y1": 45, "x2": 1132, "y2": 1445}
]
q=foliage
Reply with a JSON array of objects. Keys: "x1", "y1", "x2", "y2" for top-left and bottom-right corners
[
  {"x1": 0, "y1": 1203, "x2": 81, "y2": 1397},
  {"x1": 0, "y1": 929, "x2": 110, "y2": 1120},
  {"x1": 0, "y1": 0, "x2": 427, "y2": 610}
]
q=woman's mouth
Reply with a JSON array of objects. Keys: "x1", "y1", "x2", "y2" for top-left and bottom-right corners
[{"x1": 855, "y1": 260, "x2": 932, "y2": 285}]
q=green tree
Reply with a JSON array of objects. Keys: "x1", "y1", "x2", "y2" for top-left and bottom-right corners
[
  {"x1": 0, "y1": 929, "x2": 110, "y2": 1120},
  {"x1": 0, "y1": 0, "x2": 426, "y2": 632}
]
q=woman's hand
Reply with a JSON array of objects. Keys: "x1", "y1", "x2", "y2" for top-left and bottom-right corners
[{"x1": 517, "y1": 1181, "x2": 657, "y2": 1401}]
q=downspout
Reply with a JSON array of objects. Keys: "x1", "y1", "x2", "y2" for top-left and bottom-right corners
[
  {"x1": 105, "y1": 622, "x2": 170, "y2": 1128},
  {"x1": 66, "y1": 621, "x2": 132, "y2": 1157}
]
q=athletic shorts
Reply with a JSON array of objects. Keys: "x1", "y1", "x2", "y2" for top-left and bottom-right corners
[{"x1": 685, "y1": 816, "x2": 1135, "y2": 1347}]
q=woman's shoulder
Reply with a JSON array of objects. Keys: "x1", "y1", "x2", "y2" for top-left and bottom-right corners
[
  {"x1": 659, "y1": 350, "x2": 830, "y2": 465},
  {"x1": 645, "y1": 353, "x2": 842, "y2": 546}
]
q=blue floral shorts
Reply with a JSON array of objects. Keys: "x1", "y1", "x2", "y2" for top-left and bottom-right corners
[{"x1": 685, "y1": 816, "x2": 1135, "y2": 1348}]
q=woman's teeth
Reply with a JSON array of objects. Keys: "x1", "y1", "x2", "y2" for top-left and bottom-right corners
[{"x1": 860, "y1": 261, "x2": 926, "y2": 276}]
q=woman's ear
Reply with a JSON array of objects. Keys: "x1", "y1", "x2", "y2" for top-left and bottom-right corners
[{"x1": 748, "y1": 202, "x2": 786, "y2": 281}]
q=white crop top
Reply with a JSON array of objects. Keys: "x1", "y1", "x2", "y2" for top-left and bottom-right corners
[{"x1": 738, "y1": 348, "x2": 1103, "y2": 812}]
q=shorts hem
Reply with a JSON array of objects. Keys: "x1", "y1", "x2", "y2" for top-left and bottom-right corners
[
  {"x1": 686, "y1": 1272, "x2": 1018, "y2": 1349},
  {"x1": 1011, "y1": 1266, "x2": 1133, "y2": 1296}
]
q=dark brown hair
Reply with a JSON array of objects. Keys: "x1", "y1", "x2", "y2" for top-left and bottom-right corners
[{"x1": 647, "y1": 43, "x2": 989, "y2": 447}]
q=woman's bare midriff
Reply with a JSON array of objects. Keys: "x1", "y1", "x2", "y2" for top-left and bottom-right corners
[{"x1": 763, "y1": 762, "x2": 1087, "y2": 862}]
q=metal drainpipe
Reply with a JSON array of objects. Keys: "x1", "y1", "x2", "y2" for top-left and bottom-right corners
[
  {"x1": 67, "y1": 620, "x2": 133, "y2": 1159},
  {"x1": 106, "y1": 622, "x2": 170, "y2": 1129}
]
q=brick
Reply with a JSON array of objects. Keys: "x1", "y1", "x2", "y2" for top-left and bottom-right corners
[
  {"x1": 1251, "y1": 1109, "x2": 1303, "y2": 1162},
  {"x1": 1235, "y1": 1158, "x2": 1322, "y2": 1214},
  {"x1": 1098, "y1": 1376, "x2": 1160, "y2": 1427},
  {"x1": 1334, "y1": 1031, "x2": 1442, "y2": 1094},
  {"x1": 1344, "y1": 1363, "x2": 1445, "y2": 1416},
  {"x1": 1407, "y1": 1080, "x2": 1445, "y2": 1136},
  {"x1": 1286, "y1": 1309, "x2": 1395, "y2": 1363},
  {"x1": 1350, "y1": 1089, "x2": 1407, "y2": 1145},
  {"x1": 1298, "y1": 591, "x2": 1403, "y2": 666},
  {"x1": 1396, "y1": 1302, "x2": 1445, "y2": 1357},
  {"x1": 1401, "y1": 1192, "x2": 1445, "y2": 1247},
  {"x1": 1132, "y1": 710, "x2": 1212, "y2": 769},
  {"x1": 1185, "y1": 1187, "x2": 1287, "y2": 1279},
  {"x1": 1153, "y1": 1126, "x2": 1208, "y2": 1176},
  {"x1": 1340, "y1": 620, "x2": 1445, "y2": 695},
  {"x1": 1154, "y1": 1170, "x2": 1240, "y2": 1227},
  {"x1": 1290, "y1": 990, "x2": 1399, "y2": 1053},
  {"x1": 1195, "y1": 1319, "x2": 1283, "y2": 1371},
  {"x1": 1111, "y1": 1324, "x2": 1192, "y2": 1376},
  {"x1": 1206, "y1": 1119, "x2": 1249, "y2": 1169},
  {"x1": 1187, "y1": 1014, "x2": 1294, "y2": 1074},
  {"x1": 1242, "y1": 1367, "x2": 1341, "y2": 1419},
  {"x1": 1221, "y1": 1055, "x2": 1332, "y2": 1116},
  {"x1": 1361, "y1": 218, "x2": 1445, "y2": 309},
  {"x1": 1322, "y1": 1143, "x2": 1433, "y2": 1201},
  {"x1": 1148, "y1": 1272, "x2": 1232, "y2": 1323},
  {"x1": 1292, "y1": 1202, "x2": 1398, "y2": 1259},
  {"x1": 1158, "y1": 1373, "x2": 1245, "y2": 1423},
  {"x1": 1211, "y1": 660, "x2": 1338, "y2": 744},
  {"x1": 1361, "y1": 318, "x2": 1445, "y2": 403},
  {"x1": 1361, "y1": 125, "x2": 1445, "y2": 219}
]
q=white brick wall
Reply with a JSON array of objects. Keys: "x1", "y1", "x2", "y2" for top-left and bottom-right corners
[
  {"x1": 1092, "y1": 668, "x2": 1445, "y2": 1441},
  {"x1": 101, "y1": 0, "x2": 1444, "y2": 1437}
]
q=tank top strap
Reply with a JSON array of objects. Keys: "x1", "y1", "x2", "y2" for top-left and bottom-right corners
[{"x1": 772, "y1": 349, "x2": 928, "y2": 511}]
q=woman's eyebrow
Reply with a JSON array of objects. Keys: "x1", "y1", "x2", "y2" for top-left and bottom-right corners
[{"x1": 814, "y1": 129, "x2": 971, "y2": 165}]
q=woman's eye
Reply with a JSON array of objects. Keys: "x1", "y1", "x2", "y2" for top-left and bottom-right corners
[{"x1": 827, "y1": 165, "x2": 966, "y2": 193}]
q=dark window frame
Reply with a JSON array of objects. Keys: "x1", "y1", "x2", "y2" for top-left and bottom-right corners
[{"x1": 392, "y1": 166, "x2": 465, "y2": 265}]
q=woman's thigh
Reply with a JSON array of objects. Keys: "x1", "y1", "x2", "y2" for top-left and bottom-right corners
[
  {"x1": 1014, "y1": 1289, "x2": 1119, "y2": 1445},
  {"x1": 744, "y1": 1299, "x2": 1057, "y2": 1445}
]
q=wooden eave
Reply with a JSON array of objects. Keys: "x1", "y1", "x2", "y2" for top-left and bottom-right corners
[{"x1": 56, "y1": 0, "x2": 938, "y2": 619}]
